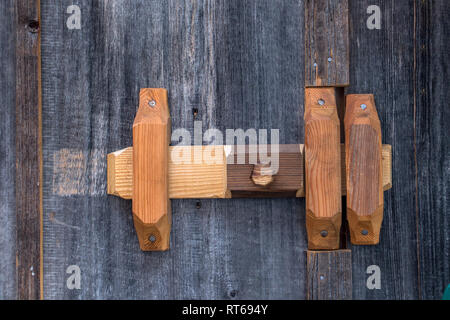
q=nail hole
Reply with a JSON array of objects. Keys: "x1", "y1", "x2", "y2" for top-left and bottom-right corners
[
  {"x1": 196, "y1": 201, "x2": 201, "y2": 209},
  {"x1": 192, "y1": 108, "x2": 198, "y2": 117},
  {"x1": 27, "y1": 20, "x2": 40, "y2": 33},
  {"x1": 228, "y1": 290, "x2": 237, "y2": 298}
]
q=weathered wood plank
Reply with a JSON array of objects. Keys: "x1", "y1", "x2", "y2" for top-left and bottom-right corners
[
  {"x1": 305, "y1": 0, "x2": 349, "y2": 87},
  {"x1": 0, "y1": 0, "x2": 17, "y2": 300},
  {"x1": 415, "y1": 0, "x2": 450, "y2": 300},
  {"x1": 41, "y1": 0, "x2": 306, "y2": 299},
  {"x1": 348, "y1": 0, "x2": 419, "y2": 299},
  {"x1": 307, "y1": 250, "x2": 352, "y2": 300},
  {"x1": 15, "y1": 0, "x2": 41, "y2": 300}
]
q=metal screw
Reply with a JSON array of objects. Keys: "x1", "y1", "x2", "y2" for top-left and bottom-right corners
[
  {"x1": 318, "y1": 99, "x2": 325, "y2": 106},
  {"x1": 320, "y1": 275, "x2": 325, "y2": 281},
  {"x1": 149, "y1": 235, "x2": 156, "y2": 243},
  {"x1": 320, "y1": 230, "x2": 328, "y2": 238},
  {"x1": 313, "y1": 63, "x2": 318, "y2": 67},
  {"x1": 149, "y1": 100, "x2": 156, "y2": 107},
  {"x1": 361, "y1": 104, "x2": 367, "y2": 110},
  {"x1": 361, "y1": 230, "x2": 369, "y2": 236},
  {"x1": 328, "y1": 57, "x2": 332, "y2": 62}
]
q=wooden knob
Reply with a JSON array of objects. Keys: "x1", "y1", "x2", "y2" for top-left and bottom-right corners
[{"x1": 251, "y1": 163, "x2": 275, "y2": 187}]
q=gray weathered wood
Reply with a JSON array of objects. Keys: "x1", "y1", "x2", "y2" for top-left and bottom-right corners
[
  {"x1": 307, "y1": 250, "x2": 352, "y2": 300},
  {"x1": 41, "y1": 0, "x2": 305, "y2": 299},
  {"x1": 347, "y1": 0, "x2": 419, "y2": 299},
  {"x1": 305, "y1": 0, "x2": 349, "y2": 87},
  {"x1": 15, "y1": 0, "x2": 41, "y2": 300},
  {"x1": 0, "y1": 0, "x2": 17, "y2": 300},
  {"x1": 415, "y1": 0, "x2": 450, "y2": 300},
  {"x1": 0, "y1": 0, "x2": 443, "y2": 300}
]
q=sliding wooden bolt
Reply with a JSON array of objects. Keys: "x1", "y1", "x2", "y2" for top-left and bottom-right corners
[
  {"x1": 345, "y1": 94, "x2": 383, "y2": 245},
  {"x1": 132, "y1": 88, "x2": 171, "y2": 251}
]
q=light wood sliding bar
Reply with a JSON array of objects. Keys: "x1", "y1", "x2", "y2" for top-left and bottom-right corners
[{"x1": 107, "y1": 144, "x2": 392, "y2": 200}]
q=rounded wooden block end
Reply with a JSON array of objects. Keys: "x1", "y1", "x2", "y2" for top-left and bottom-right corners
[
  {"x1": 133, "y1": 213, "x2": 171, "y2": 251},
  {"x1": 306, "y1": 211, "x2": 341, "y2": 250},
  {"x1": 347, "y1": 207, "x2": 383, "y2": 245}
]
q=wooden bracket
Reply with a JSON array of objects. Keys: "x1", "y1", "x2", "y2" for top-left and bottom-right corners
[
  {"x1": 304, "y1": 88, "x2": 342, "y2": 250},
  {"x1": 345, "y1": 94, "x2": 384, "y2": 245},
  {"x1": 132, "y1": 88, "x2": 171, "y2": 251}
]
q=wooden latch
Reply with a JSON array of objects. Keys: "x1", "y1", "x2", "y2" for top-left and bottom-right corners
[{"x1": 107, "y1": 88, "x2": 392, "y2": 251}]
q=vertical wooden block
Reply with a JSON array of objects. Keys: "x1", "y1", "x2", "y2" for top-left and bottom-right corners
[
  {"x1": 345, "y1": 94, "x2": 383, "y2": 245},
  {"x1": 307, "y1": 250, "x2": 352, "y2": 300},
  {"x1": 304, "y1": 88, "x2": 342, "y2": 250},
  {"x1": 132, "y1": 89, "x2": 171, "y2": 251},
  {"x1": 305, "y1": 0, "x2": 349, "y2": 87}
]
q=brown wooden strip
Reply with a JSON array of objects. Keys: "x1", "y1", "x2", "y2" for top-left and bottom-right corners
[
  {"x1": 132, "y1": 89, "x2": 171, "y2": 251},
  {"x1": 304, "y1": 88, "x2": 342, "y2": 250},
  {"x1": 307, "y1": 250, "x2": 352, "y2": 300},
  {"x1": 305, "y1": 0, "x2": 349, "y2": 87},
  {"x1": 15, "y1": 0, "x2": 42, "y2": 300},
  {"x1": 345, "y1": 94, "x2": 383, "y2": 245}
]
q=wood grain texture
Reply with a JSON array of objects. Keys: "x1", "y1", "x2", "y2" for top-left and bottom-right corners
[
  {"x1": 305, "y1": 0, "x2": 349, "y2": 87},
  {"x1": 414, "y1": 0, "x2": 450, "y2": 300},
  {"x1": 108, "y1": 146, "x2": 228, "y2": 199},
  {"x1": 347, "y1": 0, "x2": 419, "y2": 300},
  {"x1": 41, "y1": 0, "x2": 306, "y2": 299},
  {"x1": 227, "y1": 144, "x2": 304, "y2": 198},
  {"x1": 0, "y1": 0, "x2": 17, "y2": 300},
  {"x1": 307, "y1": 250, "x2": 352, "y2": 300},
  {"x1": 133, "y1": 88, "x2": 171, "y2": 251},
  {"x1": 345, "y1": 94, "x2": 383, "y2": 245},
  {"x1": 304, "y1": 88, "x2": 342, "y2": 250},
  {"x1": 31, "y1": 0, "x2": 448, "y2": 300},
  {"x1": 108, "y1": 144, "x2": 392, "y2": 200},
  {"x1": 15, "y1": 0, "x2": 42, "y2": 300}
]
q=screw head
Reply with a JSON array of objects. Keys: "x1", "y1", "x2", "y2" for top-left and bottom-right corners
[
  {"x1": 328, "y1": 57, "x2": 332, "y2": 62},
  {"x1": 361, "y1": 104, "x2": 367, "y2": 110},
  {"x1": 318, "y1": 99, "x2": 325, "y2": 106},
  {"x1": 320, "y1": 230, "x2": 328, "y2": 238},
  {"x1": 149, "y1": 235, "x2": 156, "y2": 243},
  {"x1": 320, "y1": 275, "x2": 325, "y2": 280},
  {"x1": 361, "y1": 229, "x2": 369, "y2": 236},
  {"x1": 149, "y1": 100, "x2": 156, "y2": 107}
]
